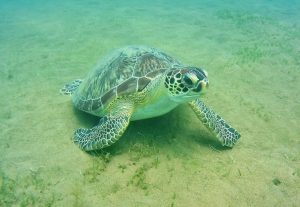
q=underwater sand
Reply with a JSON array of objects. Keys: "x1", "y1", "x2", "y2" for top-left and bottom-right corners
[{"x1": 0, "y1": 0, "x2": 299, "y2": 206}]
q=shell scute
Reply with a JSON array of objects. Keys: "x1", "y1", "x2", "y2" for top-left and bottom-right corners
[
  {"x1": 137, "y1": 77, "x2": 152, "y2": 92},
  {"x1": 100, "y1": 88, "x2": 117, "y2": 107},
  {"x1": 117, "y1": 77, "x2": 138, "y2": 96}
]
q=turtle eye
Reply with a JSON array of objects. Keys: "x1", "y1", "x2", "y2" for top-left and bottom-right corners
[{"x1": 183, "y1": 74, "x2": 194, "y2": 87}]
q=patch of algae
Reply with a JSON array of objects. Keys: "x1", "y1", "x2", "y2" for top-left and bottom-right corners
[
  {"x1": 128, "y1": 141, "x2": 159, "y2": 162},
  {"x1": 127, "y1": 157, "x2": 160, "y2": 191},
  {"x1": 0, "y1": 168, "x2": 62, "y2": 207},
  {"x1": 82, "y1": 151, "x2": 112, "y2": 183}
]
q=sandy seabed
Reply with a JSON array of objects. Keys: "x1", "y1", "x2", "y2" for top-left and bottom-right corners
[{"x1": 0, "y1": 0, "x2": 299, "y2": 206}]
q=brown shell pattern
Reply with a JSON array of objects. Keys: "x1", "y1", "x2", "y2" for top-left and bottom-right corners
[{"x1": 74, "y1": 46, "x2": 182, "y2": 112}]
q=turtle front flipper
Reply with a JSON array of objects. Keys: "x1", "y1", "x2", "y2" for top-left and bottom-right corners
[
  {"x1": 73, "y1": 104, "x2": 133, "y2": 151},
  {"x1": 189, "y1": 98, "x2": 241, "y2": 147}
]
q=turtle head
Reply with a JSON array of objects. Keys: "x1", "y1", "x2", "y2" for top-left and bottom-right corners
[{"x1": 164, "y1": 67, "x2": 209, "y2": 102}]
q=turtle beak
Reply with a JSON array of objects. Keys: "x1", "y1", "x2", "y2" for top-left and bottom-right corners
[
  {"x1": 201, "y1": 78, "x2": 209, "y2": 89},
  {"x1": 193, "y1": 77, "x2": 209, "y2": 92},
  {"x1": 193, "y1": 78, "x2": 209, "y2": 93},
  {"x1": 201, "y1": 78, "x2": 209, "y2": 93}
]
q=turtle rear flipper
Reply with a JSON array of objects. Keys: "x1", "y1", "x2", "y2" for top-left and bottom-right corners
[
  {"x1": 73, "y1": 104, "x2": 133, "y2": 151},
  {"x1": 190, "y1": 98, "x2": 241, "y2": 147},
  {"x1": 60, "y1": 79, "x2": 83, "y2": 95}
]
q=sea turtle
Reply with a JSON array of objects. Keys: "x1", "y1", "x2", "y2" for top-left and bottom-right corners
[{"x1": 60, "y1": 46, "x2": 240, "y2": 151}]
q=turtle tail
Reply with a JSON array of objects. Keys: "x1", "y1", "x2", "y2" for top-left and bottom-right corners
[{"x1": 60, "y1": 79, "x2": 83, "y2": 95}]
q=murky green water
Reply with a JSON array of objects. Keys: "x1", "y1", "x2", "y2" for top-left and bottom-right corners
[{"x1": 1, "y1": 0, "x2": 299, "y2": 206}]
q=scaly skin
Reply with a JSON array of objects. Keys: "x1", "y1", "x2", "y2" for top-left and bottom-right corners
[
  {"x1": 189, "y1": 98, "x2": 240, "y2": 147},
  {"x1": 73, "y1": 102, "x2": 133, "y2": 151}
]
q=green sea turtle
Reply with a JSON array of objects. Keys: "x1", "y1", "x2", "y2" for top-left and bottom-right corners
[{"x1": 60, "y1": 46, "x2": 240, "y2": 151}]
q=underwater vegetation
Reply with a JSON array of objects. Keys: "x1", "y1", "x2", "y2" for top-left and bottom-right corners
[
  {"x1": 82, "y1": 141, "x2": 161, "y2": 192},
  {"x1": 0, "y1": 168, "x2": 62, "y2": 207},
  {"x1": 83, "y1": 151, "x2": 112, "y2": 183},
  {"x1": 216, "y1": 9, "x2": 273, "y2": 27},
  {"x1": 127, "y1": 149, "x2": 160, "y2": 188},
  {"x1": 235, "y1": 45, "x2": 266, "y2": 64},
  {"x1": 65, "y1": 141, "x2": 169, "y2": 204},
  {"x1": 128, "y1": 141, "x2": 159, "y2": 162},
  {"x1": 127, "y1": 160, "x2": 157, "y2": 191}
]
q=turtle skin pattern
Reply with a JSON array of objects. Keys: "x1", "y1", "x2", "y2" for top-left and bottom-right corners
[
  {"x1": 190, "y1": 99, "x2": 240, "y2": 147},
  {"x1": 73, "y1": 110, "x2": 132, "y2": 151}
]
